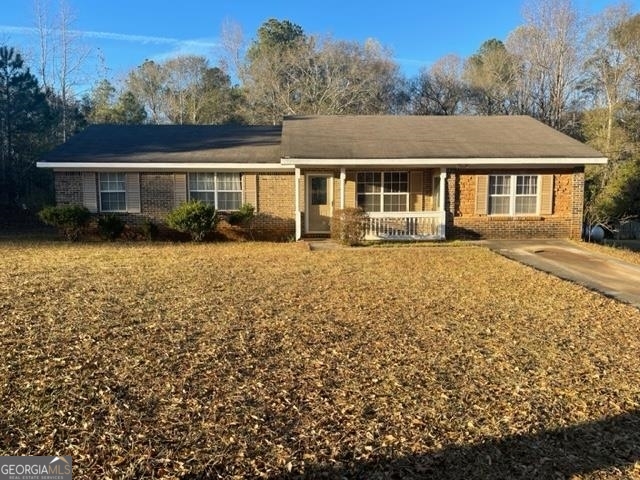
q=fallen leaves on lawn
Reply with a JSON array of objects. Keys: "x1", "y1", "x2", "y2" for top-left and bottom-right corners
[{"x1": 0, "y1": 241, "x2": 638, "y2": 479}]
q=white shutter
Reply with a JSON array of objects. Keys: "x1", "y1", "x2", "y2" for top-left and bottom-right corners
[
  {"x1": 82, "y1": 172, "x2": 97, "y2": 213},
  {"x1": 126, "y1": 173, "x2": 141, "y2": 213}
]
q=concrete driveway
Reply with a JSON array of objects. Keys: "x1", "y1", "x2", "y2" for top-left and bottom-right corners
[{"x1": 485, "y1": 239, "x2": 640, "y2": 309}]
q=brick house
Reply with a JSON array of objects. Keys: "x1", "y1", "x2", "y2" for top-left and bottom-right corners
[{"x1": 37, "y1": 115, "x2": 606, "y2": 240}]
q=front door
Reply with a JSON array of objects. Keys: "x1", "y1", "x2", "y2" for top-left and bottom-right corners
[{"x1": 306, "y1": 174, "x2": 333, "y2": 233}]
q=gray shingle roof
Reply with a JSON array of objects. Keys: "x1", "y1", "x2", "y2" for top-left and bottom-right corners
[
  {"x1": 281, "y1": 115, "x2": 604, "y2": 159},
  {"x1": 39, "y1": 116, "x2": 604, "y2": 166},
  {"x1": 40, "y1": 124, "x2": 282, "y2": 163}
]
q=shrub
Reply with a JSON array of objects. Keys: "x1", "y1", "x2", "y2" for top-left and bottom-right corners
[
  {"x1": 141, "y1": 219, "x2": 159, "y2": 241},
  {"x1": 331, "y1": 208, "x2": 367, "y2": 246},
  {"x1": 228, "y1": 203, "x2": 255, "y2": 226},
  {"x1": 97, "y1": 214, "x2": 125, "y2": 241},
  {"x1": 166, "y1": 200, "x2": 218, "y2": 241},
  {"x1": 38, "y1": 204, "x2": 91, "y2": 241}
]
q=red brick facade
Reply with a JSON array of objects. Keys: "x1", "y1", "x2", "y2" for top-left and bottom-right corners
[
  {"x1": 53, "y1": 166, "x2": 586, "y2": 240},
  {"x1": 446, "y1": 168, "x2": 584, "y2": 240}
]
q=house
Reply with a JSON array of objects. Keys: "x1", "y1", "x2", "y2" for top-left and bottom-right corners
[{"x1": 37, "y1": 115, "x2": 607, "y2": 241}]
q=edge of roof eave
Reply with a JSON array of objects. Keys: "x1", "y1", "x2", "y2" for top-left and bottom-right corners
[
  {"x1": 36, "y1": 162, "x2": 294, "y2": 171},
  {"x1": 279, "y1": 157, "x2": 608, "y2": 167}
]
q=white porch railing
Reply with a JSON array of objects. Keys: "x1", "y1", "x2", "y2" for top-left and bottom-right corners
[{"x1": 365, "y1": 211, "x2": 446, "y2": 240}]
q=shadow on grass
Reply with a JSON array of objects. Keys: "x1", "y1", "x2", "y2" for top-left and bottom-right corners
[{"x1": 184, "y1": 410, "x2": 640, "y2": 479}]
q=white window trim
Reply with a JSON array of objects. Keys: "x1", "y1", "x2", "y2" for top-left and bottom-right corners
[
  {"x1": 357, "y1": 171, "x2": 409, "y2": 213},
  {"x1": 99, "y1": 172, "x2": 126, "y2": 213},
  {"x1": 188, "y1": 172, "x2": 242, "y2": 211},
  {"x1": 489, "y1": 174, "x2": 540, "y2": 216}
]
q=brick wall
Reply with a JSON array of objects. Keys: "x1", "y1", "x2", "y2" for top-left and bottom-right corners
[
  {"x1": 447, "y1": 168, "x2": 584, "y2": 240},
  {"x1": 54, "y1": 172, "x2": 83, "y2": 205},
  {"x1": 141, "y1": 173, "x2": 175, "y2": 221},
  {"x1": 254, "y1": 172, "x2": 296, "y2": 239}
]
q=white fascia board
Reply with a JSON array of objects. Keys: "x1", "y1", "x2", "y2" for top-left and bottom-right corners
[
  {"x1": 280, "y1": 157, "x2": 608, "y2": 167},
  {"x1": 36, "y1": 162, "x2": 294, "y2": 172}
]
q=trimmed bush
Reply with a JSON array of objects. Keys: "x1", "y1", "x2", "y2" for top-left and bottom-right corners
[
  {"x1": 97, "y1": 214, "x2": 125, "y2": 241},
  {"x1": 228, "y1": 203, "x2": 255, "y2": 226},
  {"x1": 166, "y1": 200, "x2": 218, "y2": 241},
  {"x1": 38, "y1": 204, "x2": 91, "y2": 241},
  {"x1": 331, "y1": 208, "x2": 367, "y2": 246}
]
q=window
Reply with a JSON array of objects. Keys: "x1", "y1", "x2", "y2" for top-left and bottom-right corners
[
  {"x1": 99, "y1": 172, "x2": 126, "y2": 212},
  {"x1": 357, "y1": 172, "x2": 408, "y2": 212},
  {"x1": 189, "y1": 172, "x2": 242, "y2": 210},
  {"x1": 489, "y1": 174, "x2": 538, "y2": 215}
]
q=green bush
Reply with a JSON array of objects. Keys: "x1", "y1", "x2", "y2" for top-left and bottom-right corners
[
  {"x1": 141, "y1": 219, "x2": 159, "y2": 241},
  {"x1": 166, "y1": 200, "x2": 218, "y2": 241},
  {"x1": 38, "y1": 204, "x2": 91, "y2": 241},
  {"x1": 228, "y1": 203, "x2": 255, "y2": 226},
  {"x1": 97, "y1": 214, "x2": 125, "y2": 241},
  {"x1": 331, "y1": 208, "x2": 367, "y2": 246}
]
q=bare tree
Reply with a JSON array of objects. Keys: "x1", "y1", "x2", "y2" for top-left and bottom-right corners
[
  {"x1": 507, "y1": 0, "x2": 583, "y2": 129},
  {"x1": 411, "y1": 55, "x2": 465, "y2": 115}
]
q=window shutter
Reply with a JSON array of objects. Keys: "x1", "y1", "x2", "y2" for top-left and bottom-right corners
[
  {"x1": 82, "y1": 172, "x2": 98, "y2": 213},
  {"x1": 475, "y1": 175, "x2": 488, "y2": 215},
  {"x1": 540, "y1": 174, "x2": 554, "y2": 215},
  {"x1": 243, "y1": 173, "x2": 257, "y2": 210},
  {"x1": 125, "y1": 173, "x2": 141, "y2": 213},
  {"x1": 409, "y1": 170, "x2": 423, "y2": 211},
  {"x1": 174, "y1": 173, "x2": 187, "y2": 206}
]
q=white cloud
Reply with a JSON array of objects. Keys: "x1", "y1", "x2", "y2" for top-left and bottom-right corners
[{"x1": 0, "y1": 25, "x2": 219, "y2": 49}]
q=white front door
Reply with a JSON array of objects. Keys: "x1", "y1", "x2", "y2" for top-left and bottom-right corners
[{"x1": 306, "y1": 174, "x2": 333, "y2": 233}]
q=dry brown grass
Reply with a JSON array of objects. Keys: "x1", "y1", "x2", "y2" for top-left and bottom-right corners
[
  {"x1": 576, "y1": 240, "x2": 640, "y2": 266},
  {"x1": 1, "y1": 241, "x2": 639, "y2": 479}
]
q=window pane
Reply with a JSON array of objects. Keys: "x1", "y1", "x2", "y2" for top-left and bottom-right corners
[
  {"x1": 489, "y1": 196, "x2": 510, "y2": 215},
  {"x1": 311, "y1": 177, "x2": 327, "y2": 205},
  {"x1": 101, "y1": 192, "x2": 126, "y2": 211},
  {"x1": 490, "y1": 175, "x2": 511, "y2": 195},
  {"x1": 218, "y1": 192, "x2": 242, "y2": 210},
  {"x1": 191, "y1": 191, "x2": 215, "y2": 205},
  {"x1": 357, "y1": 172, "x2": 381, "y2": 193},
  {"x1": 217, "y1": 173, "x2": 241, "y2": 191},
  {"x1": 357, "y1": 194, "x2": 380, "y2": 212},
  {"x1": 383, "y1": 194, "x2": 408, "y2": 212},
  {"x1": 384, "y1": 172, "x2": 408, "y2": 193},
  {"x1": 516, "y1": 175, "x2": 537, "y2": 195},
  {"x1": 515, "y1": 196, "x2": 537, "y2": 214}
]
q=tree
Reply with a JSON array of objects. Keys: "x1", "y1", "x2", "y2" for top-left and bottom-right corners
[
  {"x1": 411, "y1": 54, "x2": 465, "y2": 115},
  {"x1": 506, "y1": 0, "x2": 583, "y2": 129},
  {"x1": 463, "y1": 39, "x2": 517, "y2": 115},
  {"x1": 83, "y1": 80, "x2": 146, "y2": 125},
  {"x1": 0, "y1": 46, "x2": 50, "y2": 205},
  {"x1": 242, "y1": 19, "x2": 403, "y2": 122},
  {"x1": 126, "y1": 60, "x2": 167, "y2": 124}
]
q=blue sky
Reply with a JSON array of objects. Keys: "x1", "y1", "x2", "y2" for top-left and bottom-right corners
[{"x1": 1, "y1": 0, "x2": 638, "y2": 93}]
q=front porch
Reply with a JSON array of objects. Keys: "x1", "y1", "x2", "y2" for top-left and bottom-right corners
[
  {"x1": 292, "y1": 166, "x2": 448, "y2": 241},
  {"x1": 364, "y1": 211, "x2": 445, "y2": 240}
]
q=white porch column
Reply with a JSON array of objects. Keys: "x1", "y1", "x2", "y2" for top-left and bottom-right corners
[
  {"x1": 439, "y1": 167, "x2": 447, "y2": 239},
  {"x1": 340, "y1": 168, "x2": 346, "y2": 209},
  {"x1": 295, "y1": 168, "x2": 302, "y2": 240},
  {"x1": 439, "y1": 167, "x2": 447, "y2": 211}
]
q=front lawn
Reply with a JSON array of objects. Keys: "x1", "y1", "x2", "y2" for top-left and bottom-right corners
[{"x1": 0, "y1": 242, "x2": 638, "y2": 479}]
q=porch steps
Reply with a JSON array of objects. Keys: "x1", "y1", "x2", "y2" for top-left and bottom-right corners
[{"x1": 302, "y1": 238, "x2": 342, "y2": 251}]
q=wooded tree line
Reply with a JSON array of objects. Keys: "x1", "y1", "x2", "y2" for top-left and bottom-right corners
[{"x1": 2, "y1": 0, "x2": 640, "y2": 227}]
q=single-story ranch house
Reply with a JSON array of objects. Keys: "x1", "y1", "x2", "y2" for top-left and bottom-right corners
[{"x1": 37, "y1": 115, "x2": 607, "y2": 241}]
